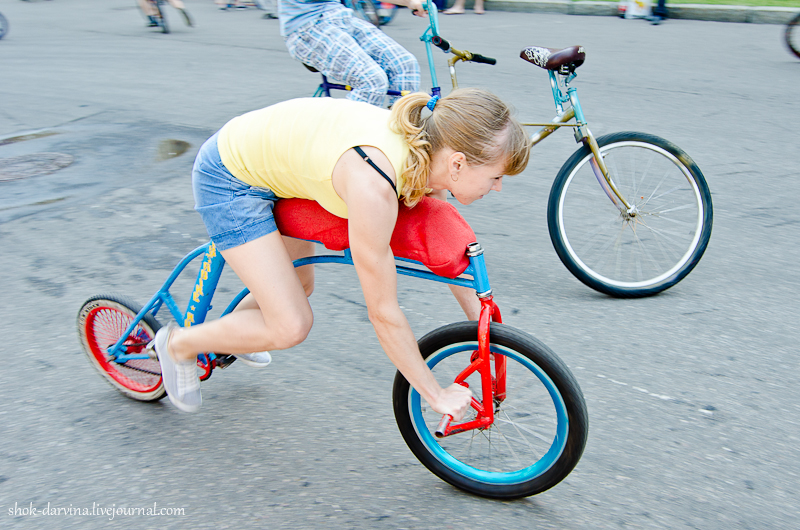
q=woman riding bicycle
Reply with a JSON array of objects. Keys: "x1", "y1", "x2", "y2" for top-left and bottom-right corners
[{"x1": 152, "y1": 89, "x2": 530, "y2": 418}]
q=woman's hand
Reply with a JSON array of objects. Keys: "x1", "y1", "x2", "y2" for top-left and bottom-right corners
[{"x1": 431, "y1": 383, "x2": 473, "y2": 421}]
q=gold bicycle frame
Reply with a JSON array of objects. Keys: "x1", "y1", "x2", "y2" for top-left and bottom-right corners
[
  {"x1": 445, "y1": 37, "x2": 634, "y2": 213},
  {"x1": 523, "y1": 107, "x2": 633, "y2": 212}
]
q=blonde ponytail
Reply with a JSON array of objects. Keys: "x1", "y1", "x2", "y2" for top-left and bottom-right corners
[
  {"x1": 388, "y1": 93, "x2": 434, "y2": 207},
  {"x1": 389, "y1": 88, "x2": 530, "y2": 208}
]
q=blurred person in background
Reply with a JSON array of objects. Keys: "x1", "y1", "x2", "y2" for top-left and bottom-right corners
[
  {"x1": 279, "y1": 0, "x2": 426, "y2": 107},
  {"x1": 443, "y1": 0, "x2": 484, "y2": 15},
  {"x1": 650, "y1": 0, "x2": 667, "y2": 24},
  {"x1": 217, "y1": 0, "x2": 277, "y2": 17},
  {"x1": 138, "y1": 0, "x2": 193, "y2": 27}
]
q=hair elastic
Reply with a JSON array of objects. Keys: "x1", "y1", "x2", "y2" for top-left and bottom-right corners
[{"x1": 426, "y1": 95, "x2": 440, "y2": 112}]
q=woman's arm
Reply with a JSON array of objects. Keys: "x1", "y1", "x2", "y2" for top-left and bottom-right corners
[{"x1": 332, "y1": 148, "x2": 472, "y2": 420}]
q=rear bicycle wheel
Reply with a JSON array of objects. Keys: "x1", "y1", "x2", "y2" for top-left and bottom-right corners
[
  {"x1": 548, "y1": 132, "x2": 713, "y2": 298},
  {"x1": 77, "y1": 295, "x2": 165, "y2": 402},
  {"x1": 393, "y1": 322, "x2": 588, "y2": 499},
  {"x1": 786, "y1": 13, "x2": 800, "y2": 59}
]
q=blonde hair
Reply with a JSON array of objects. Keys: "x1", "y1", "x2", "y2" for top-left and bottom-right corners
[{"x1": 389, "y1": 88, "x2": 530, "y2": 207}]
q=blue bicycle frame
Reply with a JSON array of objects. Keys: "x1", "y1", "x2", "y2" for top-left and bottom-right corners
[{"x1": 106, "y1": 240, "x2": 492, "y2": 364}]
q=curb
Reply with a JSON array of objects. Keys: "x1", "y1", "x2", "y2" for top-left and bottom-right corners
[{"x1": 471, "y1": 0, "x2": 798, "y2": 24}]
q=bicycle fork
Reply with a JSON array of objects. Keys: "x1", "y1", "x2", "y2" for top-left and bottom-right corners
[
  {"x1": 435, "y1": 294, "x2": 505, "y2": 438},
  {"x1": 434, "y1": 244, "x2": 507, "y2": 438},
  {"x1": 527, "y1": 71, "x2": 634, "y2": 214}
]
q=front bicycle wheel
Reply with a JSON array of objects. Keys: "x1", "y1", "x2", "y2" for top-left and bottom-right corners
[
  {"x1": 393, "y1": 322, "x2": 588, "y2": 499},
  {"x1": 786, "y1": 13, "x2": 800, "y2": 59},
  {"x1": 77, "y1": 295, "x2": 165, "y2": 402},
  {"x1": 548, "y1": 132, "x2": 713, "y2": 298}
]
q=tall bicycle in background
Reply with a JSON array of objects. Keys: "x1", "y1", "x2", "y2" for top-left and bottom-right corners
[
  {"x1": 518, "y1": 46, "x2": 713, "y2": 297},
  {"x1": 311, "y1": 2, "x2": 713, "y2": 298},
  {"x1": 786, "y1": 12, "x2": 800, "y2": 59}
]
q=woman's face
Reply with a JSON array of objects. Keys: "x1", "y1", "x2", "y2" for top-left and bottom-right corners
[
  {"x1": 447, "y1": 157, "x2": 506, "y2": 205},
  {"x1": 428, "y1": 148, "x2": 507, "y2": 205}
]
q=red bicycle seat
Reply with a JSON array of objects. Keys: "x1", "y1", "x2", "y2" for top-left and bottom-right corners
[{"x1": 274, "y1": 197, "x2": 476, "y2": 278}]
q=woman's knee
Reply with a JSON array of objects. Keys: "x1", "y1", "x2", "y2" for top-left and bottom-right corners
[{"x1": 270, "y1": 311, "x2": 314, "y2": 349}]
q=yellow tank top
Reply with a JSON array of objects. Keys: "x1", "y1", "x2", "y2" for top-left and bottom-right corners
[{"x1": 217, "y1": 98, "x2": 408, "y2": 219}]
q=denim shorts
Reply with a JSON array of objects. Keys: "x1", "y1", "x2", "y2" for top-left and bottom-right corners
[{"x1": 192, "y1": 132, "x2": 279, "y2": 251}]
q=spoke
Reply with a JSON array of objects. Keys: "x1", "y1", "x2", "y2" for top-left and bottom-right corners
[
  {"x1": 643, "y1": 181, "x2": 691, "y2": 209},
  {"x1": 491, "y1": 420, "x2": 527, "y2": 470},
  {"x1": 584, "y1": 220, "x2": 628, "y2": 274},
  {"x1": 634, "y1": 148, "x2": 656, "y2": 199},
  {"x1": 636, "y1": 217, "x2": 691, "y2": 253},
  {"x1": 494, "y1": 412, "x2": 551, "y2": 447},
  {"x1": 649, "y1": 202, "x2": 698, "y2": 216},
  {"x1": 640, "y1": 167, "x2": 675, "y2": 208},
  {"x1": 630, "y1": 222, "x2": 667, "y2": 275},
  {"x1": 571, "y1": 215, "x2": 626, "y2": 255},
  {"x1": 493, "y1": 419, "x2": 552, "y2": 445}
]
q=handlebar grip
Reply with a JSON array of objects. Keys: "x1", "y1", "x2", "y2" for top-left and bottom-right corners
[
  {"x1": 470, "y1": 53, "x2": 497, "y2": 65},
  {"x1": 435, "y1": 414, "x2": 453, "y2": 438},
  {"x1": 432, "y1": 35, "x2": 450, "y2": 52}
]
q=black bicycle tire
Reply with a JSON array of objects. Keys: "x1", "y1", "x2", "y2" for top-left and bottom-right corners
[
  {"x1": 547, "y1": 131, "x2": 713, "y2": 298},
  {"x1": 392, "y1": 321, "x2": 588, "y2": 499},
  {"x1": 786, "y1": 13, "x2": 800, "y2": 59},
  {"x1": 77, "y1": 294, "x2": 166, "y2": 402}
]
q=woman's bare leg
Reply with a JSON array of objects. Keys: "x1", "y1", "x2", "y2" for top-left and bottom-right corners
[
  {"x1": 233, "y1": 236, "x2": 315, "y2": 311},
  {"x1": 167, "y1": 231, "x2": 314, "y2": 362}
]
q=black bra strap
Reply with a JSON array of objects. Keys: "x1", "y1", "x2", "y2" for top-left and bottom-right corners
[{"x1": 353, "y1": 146, "x2": 397, "y2": 195}]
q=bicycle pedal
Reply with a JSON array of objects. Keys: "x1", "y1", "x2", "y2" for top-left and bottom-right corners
[{"x1": 213, "y1": 354, "x2": 237, "y2": 369}]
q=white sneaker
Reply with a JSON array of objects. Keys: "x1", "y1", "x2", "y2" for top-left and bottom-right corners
[
  {"x1": 234, "y1": 351, "x2": 272, "y2": 369},
  {"x1": 151, "y1": 323, "x2": 202, "y2": 412}
]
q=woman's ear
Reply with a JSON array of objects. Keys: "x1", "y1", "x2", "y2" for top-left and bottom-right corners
[{"x1": 449, "y1": 151, "x2": 467, "y2": 174}]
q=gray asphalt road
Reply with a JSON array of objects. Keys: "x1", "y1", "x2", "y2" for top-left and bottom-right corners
[{"x1": 1, "y1": 1, "x2": 799, "y2": 529}]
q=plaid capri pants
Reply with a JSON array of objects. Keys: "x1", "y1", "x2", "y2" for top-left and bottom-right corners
[{"x1": 285, "y1": 6, "x2": 420, "y2": 106}]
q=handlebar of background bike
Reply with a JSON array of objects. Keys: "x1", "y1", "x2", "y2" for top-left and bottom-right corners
[
  {"x1": 469, "y1": 53, "x2": 497, "y2": 65},
  {"x1": 431, "y1": 36, "x2": 497, "y2": 65}
]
